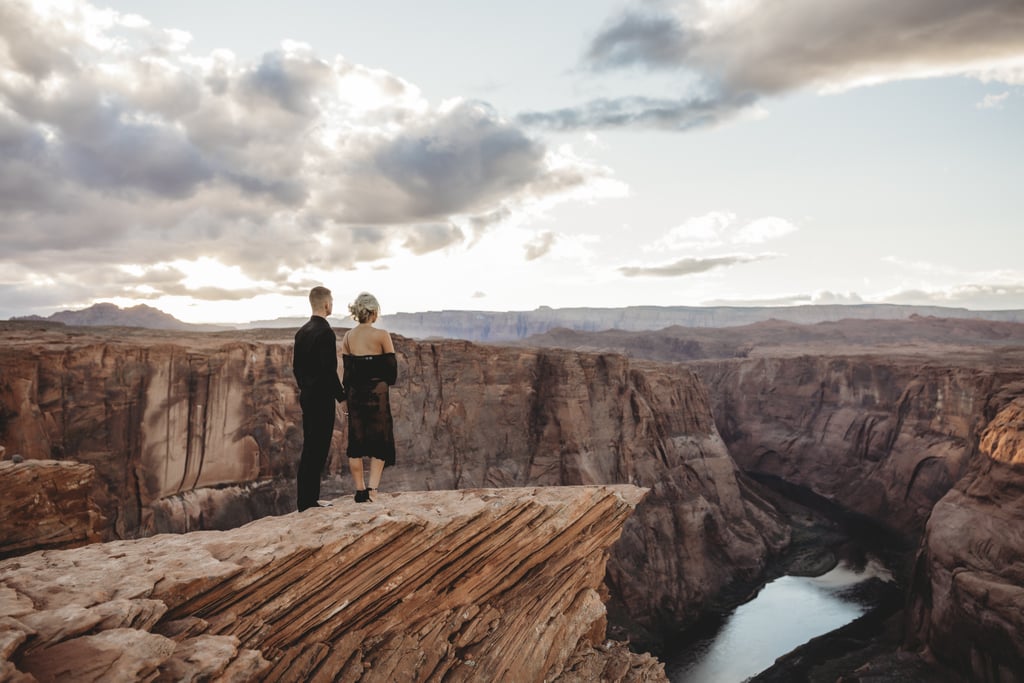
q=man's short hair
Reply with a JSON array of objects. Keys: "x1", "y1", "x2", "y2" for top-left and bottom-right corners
[{"x1": 309, "y1": 286, "x2": 332, "y2": 310}]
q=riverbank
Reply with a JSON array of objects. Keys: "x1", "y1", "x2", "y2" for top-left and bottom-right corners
[{"x1": 660, "y1": 475, "x2": 957, "y2": 681}]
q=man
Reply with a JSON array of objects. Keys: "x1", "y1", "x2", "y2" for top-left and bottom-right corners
[{"x1": 292, "y1": 286, "x2": 346, "y2": 511}]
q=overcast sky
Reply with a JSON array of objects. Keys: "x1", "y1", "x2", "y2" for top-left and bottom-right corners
[{"x1": 2, "y1": 0, "x2": 1023, "y2": 323}]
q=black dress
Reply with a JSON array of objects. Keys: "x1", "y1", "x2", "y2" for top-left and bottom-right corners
[{"x1": 342, "y1": 352, "x2": 398, "y2": 466}]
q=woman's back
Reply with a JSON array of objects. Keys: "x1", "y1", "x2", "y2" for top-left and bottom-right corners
[{"x1": 343, "y1": 324, "x2": 392, "y2": 356}]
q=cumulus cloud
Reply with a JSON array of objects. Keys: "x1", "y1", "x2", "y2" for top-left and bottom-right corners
[
  {"x1": 402, "y1": 223, "x2": 466, "y2": 255},
  {"x1": 520, "y1": 0, "x2": 1024, "y2": 131},
  {"x1": 0, "y1": 0, "x2": 618, "y2": 309},
  {"x1": 619, "y1": 253, "x2": 774, "y2": 277}
]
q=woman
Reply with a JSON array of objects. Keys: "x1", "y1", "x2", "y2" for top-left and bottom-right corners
[{"x1": 341, "y1": 292, "x2": 397, "y2": 503}]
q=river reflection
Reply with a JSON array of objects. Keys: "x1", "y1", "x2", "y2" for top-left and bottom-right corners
[{"x1": 668, "y1": 558, "x2": 894, "y2": 683}]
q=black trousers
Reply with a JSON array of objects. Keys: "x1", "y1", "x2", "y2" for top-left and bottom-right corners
[{"x1": 297, "y1": 395, "x2": 336, "y2": 511}]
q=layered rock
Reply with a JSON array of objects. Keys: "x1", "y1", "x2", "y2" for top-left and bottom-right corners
[
  {"x1": 0, "y1": 485, "x2": 666, "y2": 682},
  {"x1": 906, "y1": 394, "x2": 1024, "y2": 681},
  {"x1": 0, "y1": 460, "x2": 107, "y2": 558},
  {"x1": 693, "y1": 355, "x2": 1024, "y2": 539},
  {"x1": 0, "y1": 323, "x2": 788, "y2": 646},
  {"x1": 0, "y1": 327, "x2": 301, "y2": 537}
]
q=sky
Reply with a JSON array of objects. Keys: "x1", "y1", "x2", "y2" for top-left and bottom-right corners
[{"x1": 1, "y1": 0, "x2": 1023, "y2": 324}]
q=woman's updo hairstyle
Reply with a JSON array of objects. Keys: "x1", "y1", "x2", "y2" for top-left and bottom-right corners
[{"x1": 348, "y1": 292, "x2": 381, "y2": 323}]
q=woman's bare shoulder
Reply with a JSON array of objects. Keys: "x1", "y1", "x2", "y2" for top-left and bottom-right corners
[{"x1": 378, "y1": 327, "x2": 395, "y2": 352}]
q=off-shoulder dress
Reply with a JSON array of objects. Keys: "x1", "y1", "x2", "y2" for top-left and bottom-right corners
[{"x1": 342, "y1": 352, "x2": 397, "y2": 466}]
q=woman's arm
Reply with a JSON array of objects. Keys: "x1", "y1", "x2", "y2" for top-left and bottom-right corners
[{"x1": 381, "y1": 329, "x2": 395, "y2": 354}]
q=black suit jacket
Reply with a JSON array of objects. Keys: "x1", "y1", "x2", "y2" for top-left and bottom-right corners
[{"x1": 292, "y1": 316, "x2": 345, "y2": 402}]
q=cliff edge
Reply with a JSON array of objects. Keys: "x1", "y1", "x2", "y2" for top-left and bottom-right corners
[{"x1": 0, "y1": 485, "x2": 665, "y2": 682}]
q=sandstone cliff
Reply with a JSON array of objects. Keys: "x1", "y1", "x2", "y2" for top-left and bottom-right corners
[
  {"x1": 0, "y1": 460, "x2": 107, "y2": 558},
  {"x1": 906, "y1": 394, "x2": 1024, "y2": 681},
  {"x1": 692, "y1": 353, "x2": 1024, "y2": 540},
  {"x1": 0, "y1": 485, "x2": 668, "y2": 682},
  {"x1": 0, "y1": 325, "x2": 300, "y2": 537},
  {"x1": 515, "y1": 320, "x2": 1024, "y2": 678},
  {"x1": 0, "y1": 323, "x2": 787, "y2": 649}
]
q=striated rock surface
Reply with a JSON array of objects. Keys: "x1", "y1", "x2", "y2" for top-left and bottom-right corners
[
  {"x1": 692, "y1": 354, "x2": 1024, "y2": 539},
  {"x1": 0, "y1": 460, "x2": 107, "y2": 558},
  {"x1": 0, "y1": 485, "x2": 667, "y2": 683},
  {"x1": 907, "y1": 392, "x2": 1024, "y2": 681},
  {"x1": 0, "y1": 323, "x2": 788, "y2": 647}
]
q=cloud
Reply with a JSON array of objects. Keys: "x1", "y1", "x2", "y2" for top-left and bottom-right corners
[
  {"x1": 0, "y1": 0, "x2": 620, "y2": 308},
  {"x1": 976, "y1": 91, "x2": 1010, "y2": 109},
  {"x1": 646, "y1": 212, "x2": 797, "y2": 251},
  {"x1": 520, "y1": 0, "x2": 1024, "y2": 131},
  {"x1": 882, "y1": 284, "x2": 1024, "y2": 309},
  {"x1": 734, "y1": 216, "x2": 798, "y2": 244},
  {"x1": 619, "y1": 253, "x2": 774, "y2": 277},
  {"x1": 517, "y1": 91, "x2": 759, "y2": 131},
  {"x1": 524, "y1": 231, "x2": 558, "y2": 261},
  {"x1": 402, "y1": 223, "x2": 465, "y2": 255},
  {"x1": 332, "y1": 100, "x2": 552, "y2": 224},
  {"x1": 701, "y1": 290, "x2": 865, "y2": 306}
]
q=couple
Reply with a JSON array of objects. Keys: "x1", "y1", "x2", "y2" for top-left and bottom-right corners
[{"x1": 292, "y1": 286, "x2": 397, "y2": 511}]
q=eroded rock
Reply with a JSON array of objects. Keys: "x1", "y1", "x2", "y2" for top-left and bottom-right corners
[
  {"x1": 0, "y1": 460, "x2": 107, "y2": 558},
  {"x1": 694, "y1": 356, "x2": 1022, "y2": 538},
  {"x1": 907, "y1": 391, "x2": 1024, "y2": 681},
  {"x1": 0, "y1": 486, "x2": 665, "y2": 682}
]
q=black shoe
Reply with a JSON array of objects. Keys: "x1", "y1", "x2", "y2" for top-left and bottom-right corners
[{"x1": 354, "y1": 489, "x2": 370, "y2": 503}]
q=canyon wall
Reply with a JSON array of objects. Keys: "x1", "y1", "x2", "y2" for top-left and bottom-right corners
[
  {"x1": 692, "y1": 353, "x2": 1024, "y2": 540},
  {"x1": 0, "y1": 329, "x2": 299, "y2": 537},
  {"x1": 0, "y1": 485, "x2": 667, "y2": 683},
  {"x1": 0, "y1": 323, "x2": 787, "y2": 647},
  {"x1": 906, "y1": 393, "x2": 1024, "y2": 682}
]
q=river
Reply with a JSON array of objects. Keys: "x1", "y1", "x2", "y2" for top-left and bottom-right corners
[{"x1": 666, "y1": 557, "x2": 895, "y2": 682}]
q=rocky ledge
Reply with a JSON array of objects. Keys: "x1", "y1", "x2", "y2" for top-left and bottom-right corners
[{"x1": 0, "y1": 485, "x2": 665, "y2": 683}]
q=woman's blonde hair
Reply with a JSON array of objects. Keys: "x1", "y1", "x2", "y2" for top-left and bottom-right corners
[{"x1": 348, "y1": 292, "x2": 381, "y2": 323}]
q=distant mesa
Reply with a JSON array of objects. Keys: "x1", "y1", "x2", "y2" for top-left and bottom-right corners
[
  {"x1": 11, "y1": 303, "x2": 228, "y2": 332},
  {"x1": 10, "y1": 302, "x2": 1024, "y2": 341}
]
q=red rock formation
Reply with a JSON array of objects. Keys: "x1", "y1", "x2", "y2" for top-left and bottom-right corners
[
  {"x1": 0, "y1": 486, "x2": 666, "y2": 682},
  {"x1": 693, "y1": 355, "x2": 1024, "y2": 538},
  {"x1": 0, "y1": 323, "x2": 788, "y2": 647},
  {"x1": 0, "y1": 460, "x2": 107, "y2": 558},
  {"x1": 906, "y1": 392, "x2": 1024, "y2": 681},
  {"x1": 0, "y1": 328, "x2": 300, "y2": 537}
]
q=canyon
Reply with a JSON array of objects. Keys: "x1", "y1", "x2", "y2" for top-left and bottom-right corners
[
  {"x1": 2, "y1": 316, "x2": 1023, "y2": 680},
  {"x1": 527, "y1": 317, "x2": 1024, "y2": 680},
  {"x1": 0, "y1": 321, "x2": 786, "y2": 655}
]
